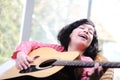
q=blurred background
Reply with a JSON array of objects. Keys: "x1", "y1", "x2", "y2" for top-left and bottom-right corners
[{"x1": 0, "y1": 0, "x2": 120, "y2": 79}]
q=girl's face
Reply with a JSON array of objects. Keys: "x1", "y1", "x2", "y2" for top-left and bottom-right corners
[{"x1": 69, "y1": 24, "x2": 95, "y2": 50}]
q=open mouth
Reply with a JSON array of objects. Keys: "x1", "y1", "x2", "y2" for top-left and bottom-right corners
[{"x1": 78, "y1": 34, "x2": 88, "y2": 40}]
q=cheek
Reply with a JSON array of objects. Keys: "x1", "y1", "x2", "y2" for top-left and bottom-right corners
[
  {"x1": 88, "y1": 36, "x2": 93, "y2": 45},
  {"x1": 69, "y1": 30, "x2": 77, "y2": 39},
  {"x1": 69, "y1": 33, "x2": 75, "y2": 42}
]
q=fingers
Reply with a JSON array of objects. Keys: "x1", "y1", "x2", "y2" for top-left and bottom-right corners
[
  {"x1": 94, "y1": 63, "x2": 103, "y2": 75},
  {"x1": 16, "y1": 56, "x2": 28, "y2": 70},
  {"x1": 27, "y1": 56, "x2": 34, "y2": 63},
  {"x1": 84, "y1": 63, "x2": 104, "y2": 80},
  {"x1": 16, "y1": 52, "x2": 33, "y2": 70},
  {"x1": 98, "y1": 66, "x2": 103, "y2": 73},
  {"x1": 86, "y1": 63, "x2": 103, "y2": 76},
  {"x1": 86, "y1": 68, "x2": 94, "y2": 76}
]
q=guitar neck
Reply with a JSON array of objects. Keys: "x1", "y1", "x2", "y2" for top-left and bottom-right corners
[{"x1": 53, "y1": 60, "x2": 120, "y2": 68}]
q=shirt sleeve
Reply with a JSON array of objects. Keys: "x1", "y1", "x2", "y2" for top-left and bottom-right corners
[{"x1": 11, "y1": 41, "x2": 64, "y2": 59}]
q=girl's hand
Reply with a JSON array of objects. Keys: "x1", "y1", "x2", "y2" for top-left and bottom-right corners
[
  {"x1": 80, "y1": 56, "x2": 104, "y2": 80},
  {"x1": 89, "y1": 63, "x2": 105, "y2": 80},
  {"x1": 15, "y1": 52, "x2": 33, "y2": 70},
  {"x1": 81, "y1": 63, "x2": 104, "y2": 80}
]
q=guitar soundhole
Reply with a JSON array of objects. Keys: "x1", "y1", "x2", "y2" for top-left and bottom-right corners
[
  {"x1": 39, "y1": 59, "x2": 57, "y2": 67},
  {"x1": 19, "y1": 59, "x2": 57, "y2": 73}
]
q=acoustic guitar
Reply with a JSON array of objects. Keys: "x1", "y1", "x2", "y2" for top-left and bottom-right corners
[{"x1": 0, "y1": 47, "x2": 120, "y2": 80}]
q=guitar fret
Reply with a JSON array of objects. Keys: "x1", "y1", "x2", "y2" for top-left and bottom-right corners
[
  {"x1": 100, "y1": 62, "x2": 120, "y2": 68},
  {"x1": 53, "y1": 61, "x2": 120, "y2": 68},
  {"x1": 53, "y1": 61, "x2": 94, "y2": 67}
]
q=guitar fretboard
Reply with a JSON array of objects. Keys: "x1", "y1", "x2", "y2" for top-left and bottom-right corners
[{"x1": 53, "y1": 61, "x2": 120, "y2": 68}]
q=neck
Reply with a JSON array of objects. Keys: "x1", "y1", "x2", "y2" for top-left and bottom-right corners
[{"x1": 67, "y1": 45, "x2": 85, "y2": 56}]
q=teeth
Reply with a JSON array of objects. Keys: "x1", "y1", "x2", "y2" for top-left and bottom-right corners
[
  {"x1": 81, "y1": 36, "x2": 87, "y2": 39},
  {"x1": 79, "y1": 34, "x2": 88, "y2": 40}
]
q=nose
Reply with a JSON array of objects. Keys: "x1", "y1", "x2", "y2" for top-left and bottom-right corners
[{"x1": 83, "y1": 28, "x2": 89, "y2": 34}]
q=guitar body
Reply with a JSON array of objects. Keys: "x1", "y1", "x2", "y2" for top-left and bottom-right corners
[
  {"x1": 0, "y1": 47, "x2": 79, "y2": 80},
  {"x1": 5, "y1": 67, "x2": 76, "y2": 80}
]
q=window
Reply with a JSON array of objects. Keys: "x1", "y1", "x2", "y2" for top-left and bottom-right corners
[
  {"x1": 0, "y1": 0, "x2": 24, "y2": 65},
  {"x1": 30, "y1": 0, "x2": 89, "y2": 44}
]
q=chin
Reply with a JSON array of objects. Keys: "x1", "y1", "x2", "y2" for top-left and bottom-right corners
[{"x1": 77, "y1": 42, "x2": 88, "y2": 47}]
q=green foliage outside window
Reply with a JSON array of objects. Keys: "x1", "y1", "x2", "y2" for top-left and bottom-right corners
[{"x1": 0, "y1": 0, "x2": 23, "y2": 65}]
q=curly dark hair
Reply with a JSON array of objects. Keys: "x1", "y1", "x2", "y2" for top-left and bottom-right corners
[{"x1": 57, "y1": 19, "x2": 99, "y2": 60}]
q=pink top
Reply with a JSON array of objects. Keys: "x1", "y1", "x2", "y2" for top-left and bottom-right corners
[{"x1": 12, "y1": 41, "x2": 93, "y2": 80}]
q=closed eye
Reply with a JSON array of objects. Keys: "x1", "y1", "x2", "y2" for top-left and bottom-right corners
[
  {"x1": 79, "y1": 26, "x2": 84, "y2": 29},
  {"x1": 89, "y1": 31, "x2": 94, "y2": 35},
  {"x1": 88, "y1": 29, "x2": 94, "y2": 35}
]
